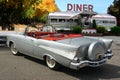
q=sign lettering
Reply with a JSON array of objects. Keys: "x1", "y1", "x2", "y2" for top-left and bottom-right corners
[{"x1": 67, "y1": 3, "x2": 94, "y2": 12}]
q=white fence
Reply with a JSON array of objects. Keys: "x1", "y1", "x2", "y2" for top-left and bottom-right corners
[{"x1": 82, "y1": 29, "x2": 96, "y2": 34}]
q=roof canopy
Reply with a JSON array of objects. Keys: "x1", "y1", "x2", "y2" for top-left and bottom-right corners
[
  {"x1": 49, "y1": 11, "x2": 80, "y2": 19},
  {"x1": 92, "y1": 14, "x2": 116, "y2": 19},
  {"x1": 49, "y1": 11, "x2": 97, "y2": 19}
]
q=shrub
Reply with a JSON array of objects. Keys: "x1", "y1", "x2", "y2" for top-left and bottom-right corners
[
  {"x1": 72, "y1": 26, "x2": 82, "y2": 34},
  {"x1": 111, "y1": 26, "x2": 120, "y2": 35},
  {"x1": 92, "y1": 19, "x2": 97, "y2": 29},
  {"x1": 96, "y1": 26, "x2": 107, "y2": 34}
]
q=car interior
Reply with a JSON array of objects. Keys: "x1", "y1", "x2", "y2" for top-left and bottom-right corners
[{"x1": 26, "y1": 25, "x2": 82, "y2": 41}]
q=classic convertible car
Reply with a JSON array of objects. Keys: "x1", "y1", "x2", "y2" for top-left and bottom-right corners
[{"x1": 7, "y1": 25, "x2": 113, "y2": 70}]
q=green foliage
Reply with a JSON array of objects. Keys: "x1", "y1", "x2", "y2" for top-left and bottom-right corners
[
  {"x1": 107, "y1": 0, "x2": 120, "y2": 26},
  {"x1": 72, "y1": 26, "x2": 82, "y2": 34},
  {"x1": 40, "y1": 14, "x2": 47, "y2": 23},
  {"x1": 22, "y1": 7, "x2": 35, "y2": 18},
  {"x1": 111, "y1": 26, "x2": 120, "y2": 35},
  {"x1": 92, "y1": 19, "x2": 97, "y2": 29},
  {"x1": 0, "y1": 0, "x2": 49, "y2": 23},
  {"x1": 0, "y1": 0, "x2": 42, "y2": 27},
  {"x1": 0, "y1": 0, "x2": 59, "y2": 27},
  {"x1": 96, "y1": 26, "x2": 107, "y2": 34}
]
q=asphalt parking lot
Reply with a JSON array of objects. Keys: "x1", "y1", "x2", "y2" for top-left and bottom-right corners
[{"x1": 0, "y1": 42, "x2": 120, "y2": 80}]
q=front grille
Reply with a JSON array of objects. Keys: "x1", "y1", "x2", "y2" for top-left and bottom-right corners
[
  {"x1": 0, "y1": 36, "x2": 7, "y2": 46},
  {"x1": 0, "y1": 41, "x2": 6, "y2": 44}
]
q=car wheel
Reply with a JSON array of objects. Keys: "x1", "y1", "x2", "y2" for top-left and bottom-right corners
[
  {"x1": 10, "y1": 43, "x2": 19, "y2": 55},
  {"x1": 45, "y1": 56, "x2": 59, "y2": 70}
]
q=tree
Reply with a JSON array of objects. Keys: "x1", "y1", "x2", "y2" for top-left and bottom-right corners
[
  {"x1": 0, "y1": 0, "x2": 59, "y2": 26},
  {"x1": 107, "y1": 0, "x2": 120, "y2": 26},
  {"x1": 0, "y1": 0, "x2": 41, "y2": 25},
  {"x1": 34, "y1": 0, "x2": 59, "y2": 22}
]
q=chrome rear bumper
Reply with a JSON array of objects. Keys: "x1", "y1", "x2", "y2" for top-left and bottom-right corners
[{"x1": 70, "y1": 53, "x2": 113, "y2": 70}]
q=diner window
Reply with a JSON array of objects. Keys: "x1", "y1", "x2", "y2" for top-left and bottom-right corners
[
  {"x1": 110, "y1": 21, "x2": 115, "y2": 24},
  {"x1": 51, "y1": 19, "x2": 57, "y2": 22},
  {"x1": 59, "y1": 19, "x2": 65, "y2": 22},
  {"x1": 74, "y1": 19, "x2": 78, "y2": 22},
  {"x1": 67, "y1": 19, "x2": 73, "y2": 22}
]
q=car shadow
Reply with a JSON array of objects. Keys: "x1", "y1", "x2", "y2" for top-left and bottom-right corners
[
  {"x1": 58, "y1": 64, "x2": 120, "y2": 80},
  {"x1": 22, "y1": 55, "x2": 120, "y2": 80},
  {"x1": 23, "y1": 54, "x2": 46, "y2": 66}
]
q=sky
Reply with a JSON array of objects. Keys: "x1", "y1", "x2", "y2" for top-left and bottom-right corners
[{"x1": 55, "y1": 0, "x2": 114, "y2": 13}]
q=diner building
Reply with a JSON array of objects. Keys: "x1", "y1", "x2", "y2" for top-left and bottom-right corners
[
  {"x1": 47, "y1": 11, "x2": 116, "y2": 30},
  {"x1": 91, "y1": 14, "x2": 117, "y2": 31}
]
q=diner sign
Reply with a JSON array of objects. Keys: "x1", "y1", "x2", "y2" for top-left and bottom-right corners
[{"x1": 67, "y1": 3, "x2": 94, "y2": 12}]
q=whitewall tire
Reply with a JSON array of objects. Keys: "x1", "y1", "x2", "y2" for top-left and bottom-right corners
[
  {"x1": 10, "y1": 43, "x2": 19, "y2": 55},
  {"x1": 45, "y1": 56, "x2": 59, "y2": 70}
]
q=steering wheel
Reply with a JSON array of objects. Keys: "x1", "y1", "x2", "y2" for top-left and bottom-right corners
[{"x1": 29, "y1": 30, "x2": 38, "y2": 32}]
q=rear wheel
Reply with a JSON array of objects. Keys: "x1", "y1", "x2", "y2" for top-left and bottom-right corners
[
  {"x1": 45, "y1": 56, "x2": 59, "y2": 70},
  {"x1": 10, "y1": 43, "x2": 19, "y2": 55}
]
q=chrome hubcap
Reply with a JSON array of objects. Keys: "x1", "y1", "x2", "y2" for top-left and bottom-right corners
[
  {"x1": 46, "y1": 56, "x2": 56, "y2": 68},
  {"x1": 11, "y1": 44, "x2": 18, "y2": 55}
]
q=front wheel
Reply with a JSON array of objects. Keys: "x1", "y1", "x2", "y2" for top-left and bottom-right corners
[
  {"x1": 45, "y1": 56, "x2": 59, "y2": 70},
  {"x1": 10, "y1": 43, "x2": 19, "y2": 55}
]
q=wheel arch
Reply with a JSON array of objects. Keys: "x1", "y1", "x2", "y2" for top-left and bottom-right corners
[
  {"x1": 43, "y1": 54, "x2": 56, "y2": 62},
  {"x1": 8, "y1": 41, "x2": 15, "y2": 47},
  {"x1": 43, "y1": 54, "x2": 61, "y2": 69},
  {"x1": 43, "y1": 54, "x2": 67, "y2": 67}
]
